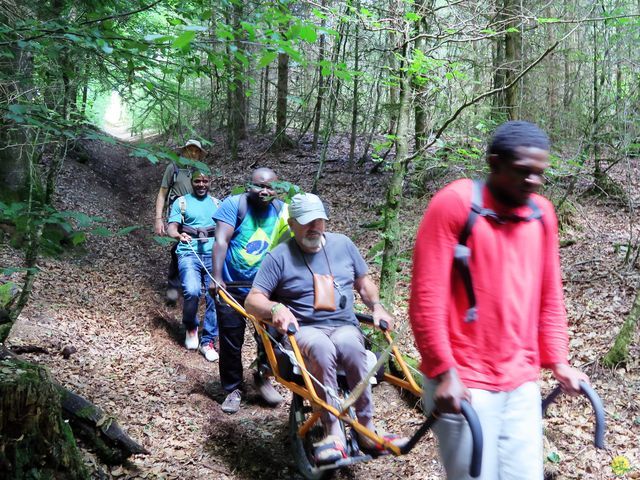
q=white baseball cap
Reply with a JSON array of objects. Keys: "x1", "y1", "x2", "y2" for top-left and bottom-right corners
[{"x1": 181, "y1": 139, "x2": 204, "y2": 151}]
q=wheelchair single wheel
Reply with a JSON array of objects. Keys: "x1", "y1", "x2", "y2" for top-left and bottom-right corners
[{"x1": 289, "y1": 393, "x2": 333, "y2": 480}]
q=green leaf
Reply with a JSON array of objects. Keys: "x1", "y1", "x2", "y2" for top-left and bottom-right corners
[
  {"x1": 546, "y1": 452, "x2": 560, "y2": 463},
  {"x1": 505, "y1": 27, "x2": 519, "y2": 33},
  {"x1": 299, "y1": 25, "x2": 317, "y2": 43},
  {"x1": 116, "y1": 225, "x2": 141, "y2": 236},
  {"x1": 405, "y1": 12, "x2": 421, "y2": 22},
  {"x1": 8, "y1": 104, "x2": 27, "y2": 114},
  {"x1": 258, "y1": 51, "x2": 278, "y2": 68},
  {"x1": 0, "y1": 282, "x2": 16, "y2": 307},
  {"x1": 234, "y1": 50, "x2": 249, "y2": 67},
  {"x1": 537, "y1": 17, "x2": 560, "y2": 24},
  {"x1": 216, "y1": 24, "x2": 234, "y2": 41},
  {"x1": 144, "y1": 34, "x2": 172, "y2": 43},
  {"x1": 172, "y1": 30, "x2": 196, "y2": 50},
  {"x1": 70, "y1": 232, "x2": 86, "y2": 246},
  {"x1": 90, "y1": 227, "x2": 111, "y2": 236},
  {"x1": 183, "y1": 25, "x2": 207, "y2": 32},
  {"x1": 64, "y1": 33, "x2": 81, "y2": 42}
]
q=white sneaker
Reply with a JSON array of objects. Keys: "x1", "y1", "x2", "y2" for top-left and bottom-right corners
[
  {"x1": 199, "y1": 341, "x2": 219, "y2": 362},
  {"x1": 185, "y1": 329, "x2": 199, "y2": 350}
]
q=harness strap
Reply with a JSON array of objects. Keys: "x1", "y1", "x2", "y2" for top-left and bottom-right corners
[
  {"x1": 453, "y1": 179, "x2": 544, "y2": 323},
  {"x1": 180, "y1": 225, "x2": 216, "y2": 238}
]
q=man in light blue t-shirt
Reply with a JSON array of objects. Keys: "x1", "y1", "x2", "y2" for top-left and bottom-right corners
[{"x1": 167, "y1": 171, "x2": 220, "y2": 362}]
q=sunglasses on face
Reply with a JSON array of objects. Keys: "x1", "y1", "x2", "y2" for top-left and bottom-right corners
[{"x1": 248, "y1": 183, "x2": 275, "y2": 191}]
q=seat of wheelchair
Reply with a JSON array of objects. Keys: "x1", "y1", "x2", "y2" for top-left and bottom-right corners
[{"x1": 272, "y1": 342, "x2": 385, "y2": 389}]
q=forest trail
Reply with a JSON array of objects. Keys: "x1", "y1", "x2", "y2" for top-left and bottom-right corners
[
  {"x1": 4, "y1": 134, "x2": 439, "y2": 479},
  {"x1": 2, "y1": 133, "x2": 639, "y2": 479}
]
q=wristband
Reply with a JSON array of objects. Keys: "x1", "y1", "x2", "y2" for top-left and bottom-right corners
[{"x1": 271, "y1": 303, "x2": 284, "y2": 316}]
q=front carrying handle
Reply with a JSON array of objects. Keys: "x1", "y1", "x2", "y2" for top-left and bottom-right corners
[
  {"x1": 541, "y1": 380, "x2": 605, "y2": 449},
  {"x1": 400, "y1": 399, "x2": 483, "y2": 478},
  {"x1": 286, "y1": 323, "x2": 298, "y2": 335},
  {"x1": 355, "y1": 313, "x2": 389, "y2": 332}
]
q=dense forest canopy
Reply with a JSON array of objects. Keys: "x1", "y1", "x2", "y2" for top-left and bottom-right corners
[{"x1": 1, "y1": 0, "x2": 639, "y2": 478}]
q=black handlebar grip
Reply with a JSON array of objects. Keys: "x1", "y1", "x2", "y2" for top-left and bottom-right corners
[
  {"x1": 541, "y1": 381, "x2": 606, "y2": 449},
  {"x1": 287, "y1": 323, "x2": 298, "y2": 335},
  {"x1": 400, "y1": 401, "x2": 483, "y2": 478},
  {"x1": 579, "y1": 381, "x2": 606, "y2": 449},
  {"x1": 379, "y1": 319, "x2": 389, "y2": 331},
  {"x1": 460, "y1": 400, "x2": 483, "y2": 478}
]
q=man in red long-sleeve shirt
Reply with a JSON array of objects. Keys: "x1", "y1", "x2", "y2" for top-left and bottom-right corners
[{"x1": 409, "y1": 121, "x2": 588, "y2": 479}]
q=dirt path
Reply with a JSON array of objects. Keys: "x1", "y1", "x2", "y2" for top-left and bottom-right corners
[
  {"x1": 5, "y1": 136, "x2": 438, "y2": 479},
  {"x1": 4, "y1": 134, "x2": 639, "y2": 479}
]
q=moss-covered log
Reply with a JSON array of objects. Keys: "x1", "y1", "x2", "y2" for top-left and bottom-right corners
[
  {"x1": 0, "y1": 346, "x2": 148, "y2": 477},
  {"x1": 0, "y1": 357, "x2": 87, "y2": 479},
  {"x1": 603, "y1": 288, "x2": 640, "y2": 366},
  {"x1": 60, "y1": 387, "x2": 148, "y2": 464}
]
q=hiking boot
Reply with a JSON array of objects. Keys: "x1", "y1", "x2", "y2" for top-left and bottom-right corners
[
  {"x1": 184, "y1": 329, "x2": 199, "y2": 350},
  {"x1": 199, "y1": 341, "x2": 219, "y2": 362},
  {"x1": 221, "y1": 389, "x2": 242, "y2": 414},
  {"x1": 253, "y1": 370, "x2": 284, "y2": 407}
]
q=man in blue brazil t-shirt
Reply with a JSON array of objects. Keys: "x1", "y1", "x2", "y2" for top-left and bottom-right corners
[
  {"x1": 212, "y1": 167, "x2": 290, "y2": 414},
  {"x1": 167, "y1": 171, "x2": 220, "y2": 362}
]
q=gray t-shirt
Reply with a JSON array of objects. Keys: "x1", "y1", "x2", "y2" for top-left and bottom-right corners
[
  {"x1": 253, "y1": 232, "x2": 368, "y2": 327},
  {"x1": 161, "y1": 163, "x2": 193, "y2": 203}
]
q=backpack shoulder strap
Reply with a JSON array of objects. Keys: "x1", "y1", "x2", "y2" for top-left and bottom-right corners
[
  {"x1": 235, "y1": 193, "x2": 249, "y2": 229},
  {"x1": 272, "y1": 198, "x2": 284, "y2": 215},
  {"x1": 178, "y1": 196, "x2": 187, "y2": 224},
  {"x1": 453, "y1": 179, "x2": 484, "y2": 323},
  {"x1": 526, "y1": 197, "x2": 543, "y2": 221},
  {"x1": 168, "y1": 162, "x2": 179, "y2": 191},
  {"x1": 458, "y1": 179, "x2": 484, "y2": 246}
]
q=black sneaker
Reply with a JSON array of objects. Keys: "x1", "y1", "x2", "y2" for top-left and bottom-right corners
[
  {"x1": 253, "y1": 371, "x2": 284, "y2": 407},
  {"x1": 221, "y1": 389, "x2": 242, "y2": 414}
]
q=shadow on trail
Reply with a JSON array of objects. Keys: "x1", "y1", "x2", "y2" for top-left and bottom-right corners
[
  {"x1": 204, "y1": 406, "x2": 301, "y2": 479},
  {"x1": 151, "y1": 310, "x2": 184, "y2": 347}
]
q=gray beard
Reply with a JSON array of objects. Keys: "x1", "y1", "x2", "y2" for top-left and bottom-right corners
[{"x1": 301, "y1": 236, "x2": 322, "y2": 251}]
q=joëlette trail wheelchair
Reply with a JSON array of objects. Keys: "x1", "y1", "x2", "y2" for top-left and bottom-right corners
[{"x1": 217, "y1": 284, "x2": 605, "y2": 480}]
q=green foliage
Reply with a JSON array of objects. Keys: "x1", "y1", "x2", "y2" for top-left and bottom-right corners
[
  {"x1": 411, "y1": 138, "x2": 484, "y2": 197},
  {"x1": 0, "y1": 282, "x2": 16, "y2": 309},
  {"x1": 546, "y1": 452, "x2": 561, "y2": 463}
]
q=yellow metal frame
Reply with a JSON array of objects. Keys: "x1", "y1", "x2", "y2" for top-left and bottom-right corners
[{"x1": 218, "y1": 289, "x2": 422, "y2": 457}]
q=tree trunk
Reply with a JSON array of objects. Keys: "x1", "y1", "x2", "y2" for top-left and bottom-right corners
[
  {"x1": 259, "y1": 65, "x2": 270, "y2": 133},
  {"x1": 0, "y1": 37, "x2": 31, "y2": 201},
  {"x1": 414, "y1": 0, "x2": 435, "y2": 154},
  {"x1": 349, "y1": 7, "x2": 360, "y2": 162},
  {"x1": 503, "y1": 0, "x2": 521, "y2": 120},
  {"x1": 274, "y1": 51, "x2": 293, "y2": 149},
  {"x1": 379, "y1": 28, "x2": 412, "y2": 304},
  {"x1": 312, "y1": 0, "x2": 327, "y2": 149},
  {"x1": 0, "y1": 357, "x2": 87, "y2": 479}
]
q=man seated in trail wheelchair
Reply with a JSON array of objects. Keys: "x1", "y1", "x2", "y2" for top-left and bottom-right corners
[{"x1": 245, "y1": 193, "x2": 408, "y2": 465}]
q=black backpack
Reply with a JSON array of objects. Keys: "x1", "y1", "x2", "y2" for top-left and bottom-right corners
[
  {"x1": 166, "y1": 163, "x2": 194, "y2": 207},
  {"x1": 453, "y1": 180, "x2": 545, "y2": 323}
]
